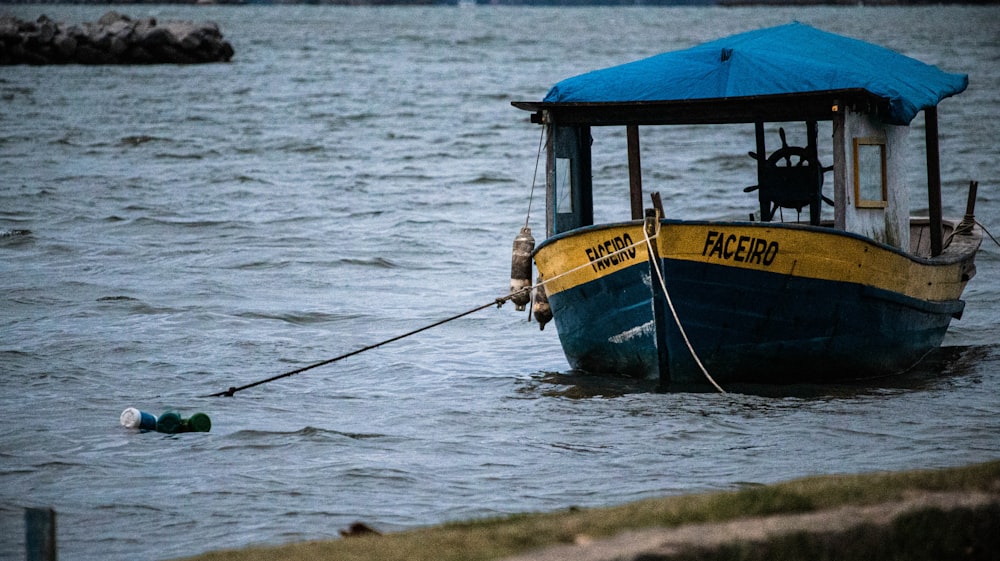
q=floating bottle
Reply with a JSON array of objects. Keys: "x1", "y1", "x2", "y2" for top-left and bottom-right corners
[
  {"x1": 120, "y1": 408, "x2": 212, "y2": 434},
  {"x1": 156, "y1": 410, "x2": 212, "y2": 434},
  {"x1": 156, "y1": 410, "x2": 185, "y2": 434},
  {"x1": 186, "y1": 412, "x2": 212, "y2": 433},
  {"x1": 510, "y1": 226, "x2": 535, "y2": 311},
  {"x1": 120, "y1": 407, "x2": 158, "y2": 431}
]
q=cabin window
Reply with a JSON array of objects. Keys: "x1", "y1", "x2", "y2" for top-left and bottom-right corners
[
  {"x1": 853, "y1": 137, "x2": 888, "y2": 208},
  {"x1": 549, "y1": 125, "x2": 593, "y2": 235},
  {"x1": 555, "y1": 157, "x2": 573, "y2": 214}
]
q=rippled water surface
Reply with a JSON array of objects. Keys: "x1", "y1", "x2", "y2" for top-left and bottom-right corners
[{"x1": 2, "y1": 5, "x2": 999, "y2": 560}]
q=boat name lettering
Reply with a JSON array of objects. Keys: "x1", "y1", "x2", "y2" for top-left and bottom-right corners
[
  {"x1": 586, "y1": 233, "x2": 637, "y2": 272},
  {"x1": 702, "y1": 230, "x2": 778, "y2": 266}
]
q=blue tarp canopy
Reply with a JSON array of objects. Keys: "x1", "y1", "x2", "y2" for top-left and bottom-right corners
[{"x1": 542, "y1": 23, "x2": 967, "y2": 126}]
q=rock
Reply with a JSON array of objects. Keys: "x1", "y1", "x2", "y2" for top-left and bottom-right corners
[
  {"x1": 125, "y1": 45, "x2": 155, "y2": 65},
  {"x1": 35, "y1": 16, "x2": 56, "y2": 43},
  {"x1": 106, "y1": 19, "x2": 134, "y2": 42},
  {"x1": 97, "y1": 11, "x2": 130, "y2": 27},
  {"x1": 0, "y1": 12, "x2": 234, "y2": 65},
  {"x1": 52, "y1": 33, "x2": 76, "y2": 58},
  {"x1": 339, "y1": 522, "x2": 382, "y2": 538},
  {"x1": 0, "y1": 18, "x2": 20, "y2": 45},
  {"x1": 139, "y1": 25, "x2": 175, "y2": 49}
]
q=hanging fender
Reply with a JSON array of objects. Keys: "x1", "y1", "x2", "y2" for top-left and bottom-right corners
[
  {"x1": 509, "y1": 226, "x2": 535, "y2": 311},
  {"x1": 532, "y1": 276, "x2": 552, "y2": 330}
]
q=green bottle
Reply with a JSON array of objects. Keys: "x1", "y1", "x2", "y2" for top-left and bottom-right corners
[
  {"x1": 156, "y1": 411, "x2": 184, "y2": 434},
  {"x1": 187, "y1": 412, "x2": 212, "y2": 433}
]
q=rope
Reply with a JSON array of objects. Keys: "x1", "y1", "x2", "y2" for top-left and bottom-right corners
[
  {"x1": 941, "y1": 218, "x2": 999, "y2": 252},
  {"x1": 202, "y1": 296, "x2": 513, "y2": 397},
  {"x1": 642, "y1": 218, "x2": 726, "y2": 394},
  {"x1": 531, "y1": 231, "x2": 650, "y2": 292},
  {"x1": 218, "y1": 211, "x2": 994, "y2": 397},
  {"x1": 203, "y1": 222, "x2": 727, "y2": 398},
  {"x1": 522, "y1": 127, "x2": 546, "y2": 321},
  {"x1": 204, "y1": 230, "x2": 647, "y2": 397},
  {"x1": 524, "y1": 126, "x2": 545, "y2": 230},
  {"x1": 977, "y1": 219, "x2": 1000, "y2": 249}
]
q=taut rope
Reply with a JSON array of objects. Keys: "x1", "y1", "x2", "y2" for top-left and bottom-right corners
[
  {"x1": 642, "y1": 216, "x2": 726, "y2": 394},
  {"x1": 203, "y1": 296, "x2": 514, "y2": 397},
  {"x1": 205, "y1": 222, "x2": 726, "y2": 397}
]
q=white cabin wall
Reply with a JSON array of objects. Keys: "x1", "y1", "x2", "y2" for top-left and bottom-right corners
[
  {"x1": 833, "y1": 107, "x2": 910, "y2": 250},
  {"x1": 884, "y1": 124, "x2": 910, "y2": 250}
]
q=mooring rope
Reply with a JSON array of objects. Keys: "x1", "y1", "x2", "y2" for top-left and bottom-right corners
[
  {"x1": 976, "y1": 219, "x2": 1000, "y2": 249},
  {"x1": 530, "y1": 230, "x2": 650, "y2": 291},
  {"x1": 203, "y1": 296, "x2": 514, "y2": 397},
  {"x1": 940, "y1": 218, "x2": 998, "y2": 253},
  {"x1": 642, "y1": 218, "x2": 727, "y2": 394},
  {"x1": 204, "y1": 225, "x2": 706, "y2": 398},
  {"x1": 206, "y1": 231, "x2": 653, "y2": 397}
]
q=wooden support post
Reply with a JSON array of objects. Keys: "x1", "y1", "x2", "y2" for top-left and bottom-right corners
[
  {"x1": 832, "y1": 104, "x2": 847, "y2": 230},
  {"x1": 806, "y1": 120, "x2": 821, "y2": 226},
  {"x1": 544, "y1": 123, "x2": 555, "y2": 238},
  {"x1": 25, "y1": 507, "x2": 56, "y2": 561},
  {"x1": 650, "y1": 191, "x2": 664, "y2": 217},
  {"x1": 645, "y1": 208, "x2": 670, "y2": 388},
  {"x1": 925, "y1": 106, "x2": 943, "y2": 257},
  {"x1": 627, "y1": 124, "x2": 643, "y2": 220},
  {"x1": 964, "y1": 180, "x2": 979, "y2": 218},
  {"x1": 754, "y1": 122, "x2": 768, "y2": 221}
]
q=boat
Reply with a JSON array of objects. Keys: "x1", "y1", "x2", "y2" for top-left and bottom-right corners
[{"x1": 509, "y1": 23, "x2": 982, "y2": 388}]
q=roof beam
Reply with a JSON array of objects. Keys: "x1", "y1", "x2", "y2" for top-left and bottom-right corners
[{"x1": 513, "y1": 89, "x2": 886, "y2": 127}]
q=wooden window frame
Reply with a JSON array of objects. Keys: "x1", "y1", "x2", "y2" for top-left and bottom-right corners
[{"x1": 853, "y1": 137, "x2": 888, "y2": 209}]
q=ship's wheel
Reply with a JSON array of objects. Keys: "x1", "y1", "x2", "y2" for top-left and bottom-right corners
[{"x1": 744, "y1": 127, "x2": 833, "y2": 224}]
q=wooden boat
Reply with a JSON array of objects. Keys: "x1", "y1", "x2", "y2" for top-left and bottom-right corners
[{"x1": 510, "y1": 23, "x2": 981, "y2": 388}]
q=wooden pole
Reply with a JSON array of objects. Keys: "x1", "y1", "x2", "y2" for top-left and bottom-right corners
[
  {"x1": 645, "y1": 208, "x2": 670, "y2": 387},
  {"x1": 806, "y1": 120, "x2": 821, "y2": 226},
  {"x1": 925, "y1": 106, "x2": 943, "y2": 257},
  {"x1": 627, "y1": 124, "x2": 643, "y2": 220},
  {"x1": 544, "y1": 122, "x2": 555, "y2": 238},
  {"x1": 754, "y1": 122, "x2": 768, "y2": 221},
  {"x1": 25, "y1": 507, "x2": 56, "y2": 561}
]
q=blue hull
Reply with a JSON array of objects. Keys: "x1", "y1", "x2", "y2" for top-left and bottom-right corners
[
  {"x1": 547, "y1": 263, "x2": 658, "y2": 378},
  {"x1": 547, "y1": 259, "x2": 964, "y2": 385}
]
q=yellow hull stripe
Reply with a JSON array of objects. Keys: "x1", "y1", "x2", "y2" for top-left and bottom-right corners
[
  {"x1": 534, "y1": 224, "x2": 650, "y2": 297},
  {"x1": 534, "y1": 222, "x2": 970, "y2": 302}
]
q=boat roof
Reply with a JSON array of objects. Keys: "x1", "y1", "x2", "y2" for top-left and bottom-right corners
[{"x1": 513, "y1": 23, "x2": 967, "y2": 127}]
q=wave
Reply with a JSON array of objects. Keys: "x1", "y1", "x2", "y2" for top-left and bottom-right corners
[
  {"x1": 337, "y1": 256, "x2": 398, "y2": 269},
  {"x1": 466, "y1": 174, "x2": 516, "y2": 185},
  {"x1": 219, "y1": 426, "x2": 390, "y2": 449},
  {"x1": 96, "y1": 295, "x2": 140, "y2": 302},
  {"x1": 235, "y1": 310, "x2": 359, "y2": 325},
  {"x1": 153, "y1": 150, "x2": 221, "y2": 160},
  {"x1": 128, "y1": 217, "x2": 237, "y2": 229},
  {"x1": 119, "y1": 135, "x2": 169, "y2": 147}
]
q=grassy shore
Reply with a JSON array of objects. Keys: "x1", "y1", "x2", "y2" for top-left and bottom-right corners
[{"x1": 174, "y1": 460, "x2": 999, "y2": 561}]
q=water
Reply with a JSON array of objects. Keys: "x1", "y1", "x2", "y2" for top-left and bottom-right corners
[{"x1": 2, "y1": 5, "x2": 999, "y2": 560}]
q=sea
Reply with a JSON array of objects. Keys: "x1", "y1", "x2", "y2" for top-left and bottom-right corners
[{"x1": 1, "y1": 4, "x2": 998, "y2": 560}]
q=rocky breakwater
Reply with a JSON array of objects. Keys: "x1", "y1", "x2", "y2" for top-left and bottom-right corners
[{"x1": 0, "y1": 11, "x2": 234, "y2": 65}]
